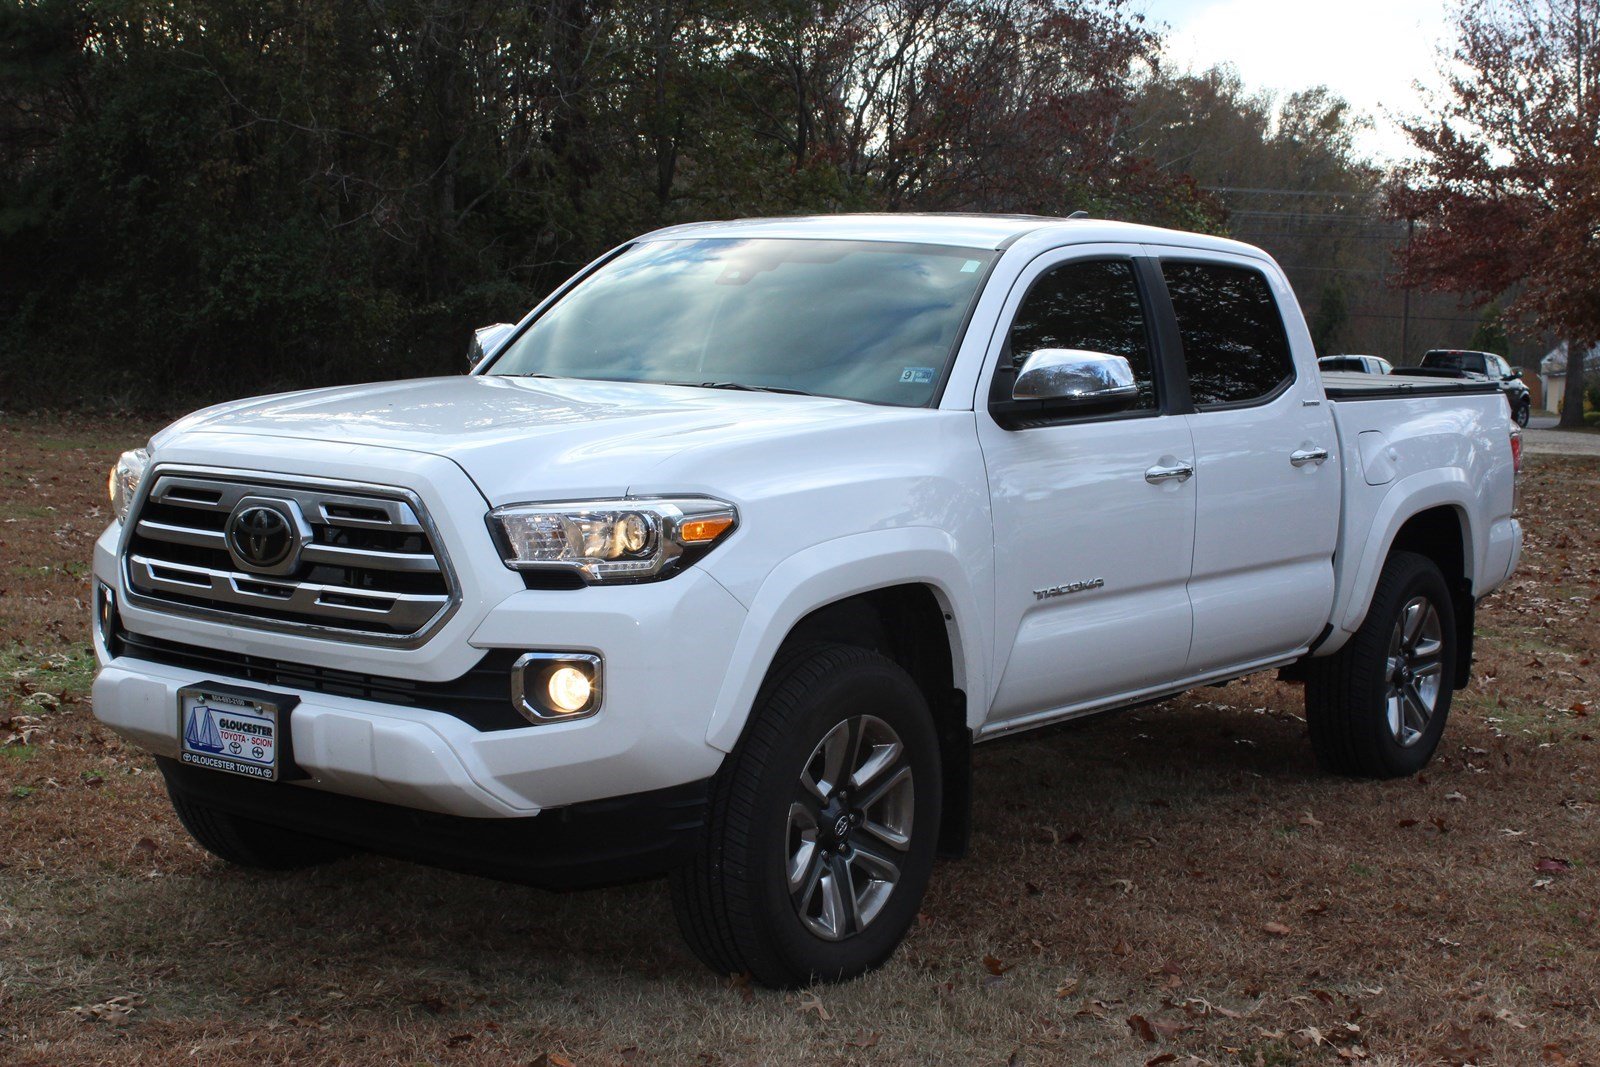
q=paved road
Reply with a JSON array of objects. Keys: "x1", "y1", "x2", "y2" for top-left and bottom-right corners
[{"x1": 1524, "y1": 415, "x2": 1600, "y2": 456}]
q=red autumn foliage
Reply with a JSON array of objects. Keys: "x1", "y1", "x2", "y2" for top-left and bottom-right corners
[{"x1": 1390, "y1": 0, "x2": 1600, "y2": 426}]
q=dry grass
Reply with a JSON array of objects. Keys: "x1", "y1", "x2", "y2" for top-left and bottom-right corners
[{"x1": 1, "y1": 413, "x2": 1597, "y2": 1066}]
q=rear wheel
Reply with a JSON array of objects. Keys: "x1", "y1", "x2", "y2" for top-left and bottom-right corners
[
  {"x1": 168, "y1": 790, "x2": 354, "y2": 870},
  {"x1": 1305, "y1": 551, "x2": 1457, "y2": 778},
  {"x1": 671, "y1": 644, "x2": 941, "y2": 987}
]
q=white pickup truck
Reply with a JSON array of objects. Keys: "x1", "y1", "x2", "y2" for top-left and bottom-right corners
[{"x1": 91, "y1": 215, "x2": 1523, "y2": 986}]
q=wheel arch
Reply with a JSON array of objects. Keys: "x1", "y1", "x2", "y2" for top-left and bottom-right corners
[
  {"x1": 1325, "y1": 477, "x2": 1478, "y2": 686},
  {"x1": 703, "y1": 529, "x2": 988, "y2": 856}
]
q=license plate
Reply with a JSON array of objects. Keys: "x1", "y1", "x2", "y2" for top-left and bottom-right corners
[{"x1": 178, "y1": 687, "x2": 283, "y2": 781}]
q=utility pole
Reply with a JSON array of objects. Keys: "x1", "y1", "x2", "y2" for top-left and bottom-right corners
[{"x1": 1400, "y1": 216, "x2": 1415, "y2": 361}]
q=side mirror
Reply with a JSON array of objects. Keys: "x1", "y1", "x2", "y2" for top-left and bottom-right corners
[
  {"x1": 468, "y1": 323, "x2": 515, "y2": 371},
  {"x1": 1507, "y1": 366, "x2": 1523, "y2": 379},
  {"x1": 1012, "y1": 348, "x2": 1139, "y2": 408}
]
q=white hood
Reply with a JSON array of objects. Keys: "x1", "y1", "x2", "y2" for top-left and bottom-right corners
[{"x1": 158, "y1": 375, "x2": 925, "y2": 504}]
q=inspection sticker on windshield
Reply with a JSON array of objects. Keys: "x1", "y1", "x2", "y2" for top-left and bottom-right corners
[
  {"x1": 178, "y1": 687, "x2": 280, "y2": 780},
  {"x1": 899, "y1": 367, "x2": 936, "y2": 384}
]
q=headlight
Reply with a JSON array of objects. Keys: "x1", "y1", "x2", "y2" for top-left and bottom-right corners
[
  {"x1": 109, "y1": 448, "x2": 150, "y2": 524},
  {"x1": 488, "y1": 497, "x2": 738, "y2": 583}
]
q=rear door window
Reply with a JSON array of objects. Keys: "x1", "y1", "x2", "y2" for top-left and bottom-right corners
[{"x1": 1162, "y1": 262, "x2": 1294, "y2": 408}]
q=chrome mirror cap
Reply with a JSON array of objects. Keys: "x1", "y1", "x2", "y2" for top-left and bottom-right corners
[
  {"x1": 1012, "y1": 348, "x2": 1139, "y2": 407},
  {"x1": 468, "y1": 323, "x2": 516, "y2": 371}
]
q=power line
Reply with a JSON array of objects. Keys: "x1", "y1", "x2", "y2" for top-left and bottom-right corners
[
  {"x1": 1203, "y1": 185, "x2": 1380, "y2": 199},
  {"x1": 1227, "y1": 209, "x2": 1403, "y2": 223},
  {"x1": 1228, "y1": 231, "x2": 1409, "y2": 242}
]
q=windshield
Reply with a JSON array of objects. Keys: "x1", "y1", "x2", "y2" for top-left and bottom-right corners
[
  {"x1": 1319, "y1": 357, "x2": 1364, "y2": 372},
  {"x1": 485, "y1": 238, "x2": 996, "y2": 406}
]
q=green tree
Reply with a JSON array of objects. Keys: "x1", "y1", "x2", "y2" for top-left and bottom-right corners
[
  {"x1": 1309, "y1": 282, "x2": 1349, "y2": 355},
  {"x1": 1468, "y1": 304, "x2": 1511, "y2": 358}
]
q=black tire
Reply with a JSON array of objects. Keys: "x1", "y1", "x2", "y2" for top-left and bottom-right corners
[
  {"x1": 671, "y1": 644, "x2": 942, "y2": 987},
  {"x1": 1515, "y1": 399, "x2": 1531, "y2": 428},
  {"x1": 1305, "y1": 551, "x2": 1457, "y2": 778},
  {"x1": 168, "y1": 790, "x2": 354, "y2": 870}
]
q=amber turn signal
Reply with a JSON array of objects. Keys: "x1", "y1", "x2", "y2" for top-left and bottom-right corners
[{"x1": 679, "y1": 515, "x2": 735, "y2": 544}]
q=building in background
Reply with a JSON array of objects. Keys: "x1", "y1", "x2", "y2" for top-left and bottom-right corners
[{"x1": 1539, "y1": 343, "x2": 1600, "y2": 414}]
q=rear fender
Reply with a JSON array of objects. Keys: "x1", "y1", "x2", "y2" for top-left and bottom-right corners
[{"x1": 1323, "y1": 470, "x2": 1479, "y2": 654}]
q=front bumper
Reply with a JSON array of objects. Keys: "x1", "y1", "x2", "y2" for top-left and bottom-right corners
[
  {"x1": 157, "y1": 754, "x2": 710, "y2": 889},
  {"x1": 92, "y1": 559, "x2": 744, "y2": 817},
  {"x1": 91, "y1": 445, "x2": 748, "y2": 820}
]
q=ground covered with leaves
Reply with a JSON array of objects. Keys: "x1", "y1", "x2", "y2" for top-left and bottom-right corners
[{"x1": 2, "y1": 416, "x2": 1597, "y2": 1066}]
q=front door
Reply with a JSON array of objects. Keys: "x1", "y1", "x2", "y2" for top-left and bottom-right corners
[{"x1": 976, "y1": 248, "x2": 1197, "y2": 728}]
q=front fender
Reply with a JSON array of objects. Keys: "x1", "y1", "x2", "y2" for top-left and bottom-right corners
[{"x1": 703, "y1": 527, "x2": 988, "y2": 753}]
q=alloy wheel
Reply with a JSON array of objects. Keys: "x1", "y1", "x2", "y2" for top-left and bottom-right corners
[
  {"x1": 1386, "y1": 595, "x2": 1445, "y2": 746},
  {"x1": 785, "y1": 715, "x2": 915, "y2": 941}
]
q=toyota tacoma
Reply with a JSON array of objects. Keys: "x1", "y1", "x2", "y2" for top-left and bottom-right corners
[{"x1": 92, "y1": 214, "x2": 1523, "y2": 986}]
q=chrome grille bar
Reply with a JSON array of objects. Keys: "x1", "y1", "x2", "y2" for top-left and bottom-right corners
[
  {"x1": 121, "y1": 469, "x2": 459, "y2": 646},
  {"x1": 129, "y1": 556, "x2": 451, "y2": 631},
  {"x1": 135, "y1": 519, "x2": 442, "y2": 573}
]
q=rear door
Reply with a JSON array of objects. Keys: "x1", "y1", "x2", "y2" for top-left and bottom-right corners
[
  {"x1": 1153, "y1": 253, "x2": 1341, "y2": 674},
  {"x1": 976, "y1": 247, "x2": 1197, "y2": 726}
]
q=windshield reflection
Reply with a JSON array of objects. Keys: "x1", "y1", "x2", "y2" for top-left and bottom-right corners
[{"x1": 486, "y1": 238, "x2": 996, "y2": 407}]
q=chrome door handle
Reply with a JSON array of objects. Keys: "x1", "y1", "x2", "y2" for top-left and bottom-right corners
[
  {"x1": 1145, "y1": 463, "x2": 1195, "y2": 485},
  {"x1": 1290, "y1": 447, "x2": 1330, "y2": 467}
]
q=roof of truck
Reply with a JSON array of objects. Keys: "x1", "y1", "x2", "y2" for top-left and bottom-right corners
[{"x1": 638, "y1": 213, "x2": 1265, "y2": 257}]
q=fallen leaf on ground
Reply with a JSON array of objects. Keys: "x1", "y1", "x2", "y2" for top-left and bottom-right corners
[
  {"x1": 69, "y1": 994, "x2": 144, "y2": 1023},
  {"x1": 795, "y1": 991, "x2": 831, "y2": 1020},
  {"x1": 1291, "y1": 1026, "x2": 1326, "y2": 1049},
  {"x1": 1127, "y1": 1014, "x2": 1158, "y2": 1043},
  {"x1": 1534, "y1": 857, "x2": 1573, "y2": 873},
  {"x1": 1262, "y1": 921, "x2": 1292, "y2": 937}
]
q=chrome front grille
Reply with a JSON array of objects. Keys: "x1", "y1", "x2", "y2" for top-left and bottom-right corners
[{"x1": 121, "y1": 470, "x2": 459, "y2": 646}]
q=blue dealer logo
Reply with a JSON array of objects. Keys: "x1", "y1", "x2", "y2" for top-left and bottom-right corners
[{"x1": 184, "y1": 705, "x2": 225, "y2": 754}]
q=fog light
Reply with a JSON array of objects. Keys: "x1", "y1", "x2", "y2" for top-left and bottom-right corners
[
  {"x1": 93, "y1": 581, "x2": 121, "y2": 657},
  {"x1": 511, "y1": 652, "x2": 603, "y2": 723},
  {"x1": 547, "y1": 666, "x2": 592, "y2": 713}
]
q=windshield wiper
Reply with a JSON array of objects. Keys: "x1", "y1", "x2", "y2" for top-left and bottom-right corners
[{"x1": 668, "y1": 381, "x2": 815, "y2": 397}]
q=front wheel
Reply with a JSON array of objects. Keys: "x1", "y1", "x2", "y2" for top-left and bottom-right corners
[
  {"x1": 1305, "y1": 551, "x2": 1457, "y2": 778},
  {"x1": 671, "y1": 644, "x2": 942, "y2": 987},
  {"x1": 1515, "y1": 399, "x2": 1531, "y2": 428}
]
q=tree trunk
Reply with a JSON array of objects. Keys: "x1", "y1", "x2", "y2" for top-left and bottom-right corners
[{"x1": 1558, "y1": 341, "x2": 1590, "y2": 428}]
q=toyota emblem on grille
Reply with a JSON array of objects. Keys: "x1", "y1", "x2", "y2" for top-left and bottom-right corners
[{"x1": 227, "y1": 503, "x2": 299, "y2": 571}]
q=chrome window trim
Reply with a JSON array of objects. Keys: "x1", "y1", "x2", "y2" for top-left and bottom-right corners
[{"x1": 116, "y1": 464, "x2": 462, "y2": 649}]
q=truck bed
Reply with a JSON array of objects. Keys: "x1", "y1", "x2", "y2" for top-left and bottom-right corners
[{"x1": 1319, "y1": 370, "x2": 1503, "y2": 401}]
